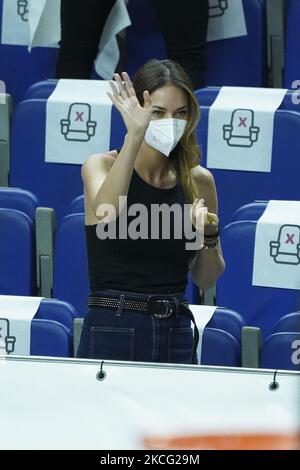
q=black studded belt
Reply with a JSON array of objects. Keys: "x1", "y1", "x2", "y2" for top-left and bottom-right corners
[
  {"x1": 87, "y1": 293, "x2": 199, "y2": 363},
  {"x1": 88, "y1": 294, "x2": 188, "y2": 319}
]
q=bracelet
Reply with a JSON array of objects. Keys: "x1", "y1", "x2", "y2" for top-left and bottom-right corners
[
  {"x1": 203, "y1": 237, "x2": 219, "y2": 249},
  {"x1": 204, "y1": 225, "x2": 220, "y2": 239}
]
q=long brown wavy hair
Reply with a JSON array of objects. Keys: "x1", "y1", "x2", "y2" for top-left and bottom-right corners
[{"x1": 133, "y1": 59, "x2": 201, "y2": 203}]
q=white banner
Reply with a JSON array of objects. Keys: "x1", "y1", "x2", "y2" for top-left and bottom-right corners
[
  {"x1": 252, "y1": 200, "x2": 300, "y2": 290},
  {"x1": 0, "y1": 295, "x2": 43, "y2": 356},
  {"x1": 189, "y1": 305, "x2": 217, "y2": 364},
  {"x1": 207, "y1": 86, "x2": 287, "y2": 172},
  {"x1": 0, "y1": 357, "x2": 299, "y2": 449},
  {"x1": 45, "y1": 79, "x2": 112, "y2": 165},
  {"x1": 207, "y1": 0, "x2": 247, "y2": 42}
]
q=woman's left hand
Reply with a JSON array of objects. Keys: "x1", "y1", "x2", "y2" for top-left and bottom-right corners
[{"x1": 190, "y1": 198, "x2": 219, "y2": 235}]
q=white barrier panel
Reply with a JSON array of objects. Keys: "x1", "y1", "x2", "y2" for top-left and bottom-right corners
[{"x1": 0, "y1": 356, "x2": 299, "y2": 450}]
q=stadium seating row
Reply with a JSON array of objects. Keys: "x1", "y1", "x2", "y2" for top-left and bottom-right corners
[
  {"x1": 0, "y1": 1, "x2": 299, "y2": 371},
  {"x1": 0, "y1": 187, "x2": 199, "y2": 307},
  {"x1": 0, "y1": 188, "x2": 299, "y2": 370},
  {"x1": 1, "y1": 83, "x2": 299, "y2": 334},
  {"x1": 1, "y1": 187, "x2": 299, "y2": 336},
  {"x1": 0, "y1": 0, "x2": 267, "y2": 107},
  {"x1": 1, "y1": 295, "x2": 299, "y2": 369},
  {"x1": 218, "y1": 202, "x2": 300, "y2": 339},
  {"x1": 195, "y1": 88, "x2": 300, "y2": 229},
  {"x1": 0, "y1": 0, "x2": 300, "y2": 104},
  {"x1": 1, "y1": 0, "x2": 299, "y2": 107},
  {"x1": 0, "y1": 83, "x2": 298, "y2": 231},
  {"x1": 0, "y1": 298, "x2": 76, "y2": 356}
]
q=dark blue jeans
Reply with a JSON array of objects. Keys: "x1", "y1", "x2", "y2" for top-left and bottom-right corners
[{"x1": 77, "y1": 290, "x2": 197, "y2": 365}]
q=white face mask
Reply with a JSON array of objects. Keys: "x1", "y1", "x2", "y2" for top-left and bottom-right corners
[{"x1": 145, "y1": 118, "x2": 187, "y2": 156}]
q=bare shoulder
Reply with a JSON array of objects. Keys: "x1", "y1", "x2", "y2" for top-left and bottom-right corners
[
  {"x1": 81, "y1": 150, "x2": 118, "y2": 179},
  {"x1": 190, "y1": 165, "x2": 215, "y2": 188}
]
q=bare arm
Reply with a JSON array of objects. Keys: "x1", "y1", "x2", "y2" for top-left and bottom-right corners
[
  {"x1": 189, "y1": 168, "x2": 225, "y2": 290},
  {"x1": 81, "y1": 72, "x2": 152, "y2": 221},
  {"x1": 82, "y1": 133, "x2": 145, "y2": 220}
]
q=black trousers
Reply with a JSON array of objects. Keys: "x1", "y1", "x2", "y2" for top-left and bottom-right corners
[{"x1": 56, "y1": 0, "x2": 209, "y2": 89}]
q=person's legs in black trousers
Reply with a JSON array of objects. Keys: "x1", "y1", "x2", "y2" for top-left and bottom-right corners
[
  {"x1": 56, "y1": 0, "x2": 116, "y2": 79},
  {"x1": 151, "y1": 0, "x2": 209, "y2": 89},
  {"x1": 56, "y1": 0, "x2": 208, "y2": 85}
]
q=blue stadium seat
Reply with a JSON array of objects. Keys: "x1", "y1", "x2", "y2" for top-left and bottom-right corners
[
  {"x1": 260, "y1": 332, "x2": 300, "y2": 371},
  {"x1": 197, "y1": 107, "x2": 300, "y2": 228},
  {"x1": 231, "y1": 202, "x2": 267, "y2": 223},
  {"x1": 284, "y1": 0, "x2": 300, "y2": 89},
  {"x1": 205, "y1": 0, "x2": 267, "y2": 87},
  {"x1": 0, "y1": 1, "x2": 58, "y2": 105},
  {"x1": 126, "y1": 0, "x2": 267, "y2": 87},
  {"x1": 185, "y1": 274, "x2": 201, "y2": 305},
  {"x1": 201, "y1": 328, "x2": 241, "y2": 366},
  {"x1": 53, "y1": 213, "x2": 89, "y2": 317},
  {"x1": 0, "y1": 208, "x2": 35, "y2": 295},
  {"x1": 217, "y1": 220, "x2": 300, "y2": 339},
  {"x1": 274, "y1": 312, "x2": 300, "y2": 333},
  {"x1": 64, "y1": 195, "x2": 84, "y2": 216},
  {"x1": 195, "y1": 87, "x2": 300, "y2": 111},
  {"x1": 126, "y1": 0, "x2": 166, "y2": 78},
  {"x1": 30, "y1": 319, "x2": 72, "y2": 357},
  {"x1": 0, "y1": 189, "x2": 39, "y2": 295},
  {"x1": 24, "y1": 80, "x2": 60, "y2": 100},
  {"x1": 10, "y1": 99, "x2": 126, "y2": 220},
  {"x1": 0, "y1": 187, "x2": 39, "y2": 219},
  {"x1": 35, "y1": 298, "x2": 79, "y2": 330},
  {"x1": 206, "y1": 307, "x2": 246, "y2": 343}
]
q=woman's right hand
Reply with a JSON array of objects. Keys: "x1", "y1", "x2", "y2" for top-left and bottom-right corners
[{"x1": 107, "y1": 72, "x2": 152, "y2": 136}]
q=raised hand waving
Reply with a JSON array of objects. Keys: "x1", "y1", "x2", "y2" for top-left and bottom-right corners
[{"x1": 107, "y1": 72, "x2": 152, "y2": 136}]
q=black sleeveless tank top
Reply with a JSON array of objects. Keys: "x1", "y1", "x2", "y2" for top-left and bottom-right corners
[{"x1": 85, "y1": 168, "x2": 197, "y2": 294}]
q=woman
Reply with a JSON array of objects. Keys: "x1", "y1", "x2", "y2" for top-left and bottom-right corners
[{"x1": 77, "y1": 59, "x2": 225, "y2": 364}]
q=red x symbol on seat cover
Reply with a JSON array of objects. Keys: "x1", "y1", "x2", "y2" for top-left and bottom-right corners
[
  {"x1": 285, "y1": 233, "x2": 295, "y2": 244},
  {"x1": 75, "y1": 112, "x2": 84, "y2": 122},
  {"x1": 238, "y1": 117, "x2": 247, "y2": 127}
]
